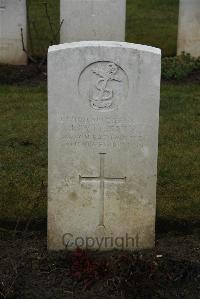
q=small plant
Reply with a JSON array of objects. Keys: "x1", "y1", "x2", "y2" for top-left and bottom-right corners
[
  {"x1": 21, "y1": 1, "x2": 63, "y2": 69},
  {"x1": 162, "y1": 53, "x2": 200, "y2": 81},
  {"x1": 68, "y1": 248, "x2": 109, "y2": 290}
]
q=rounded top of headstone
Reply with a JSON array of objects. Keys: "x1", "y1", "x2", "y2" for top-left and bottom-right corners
[{"x1": 48, "y1": 41, "x2": 161, "y2": 56}]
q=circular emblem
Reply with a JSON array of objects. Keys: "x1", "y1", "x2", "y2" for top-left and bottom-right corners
[{"x1": 78, "y1": 61, "x2": 129, "y2": 112}]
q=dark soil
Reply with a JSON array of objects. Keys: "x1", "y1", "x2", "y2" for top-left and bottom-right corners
[
  {"x1": 0, "y1": 63, "x2": 199, "y2": 86},
  {"x1": 162, "y1": 68, "x2": 200, "y2": 84},
  {"x1": 183, "y1": 68, "x2": 200, "y2": 84},
  {"x1": 0, "y1": 229, "x2": 199, "y2": 299},
  {"x1": 0, "y1": 64, "x2": 47, "y2": 86}
]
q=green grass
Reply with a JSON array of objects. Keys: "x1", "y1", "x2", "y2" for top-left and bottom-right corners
[
  {"x1": 126, "y1": 0, "x2": 179, "y2": 56},
  {"x1": 27, "y1": 0, "x2": 179, "y2": 57},
  {"x1": 0, "y1": 83, "x2": 199, "y2": 222},
  {"x1": 27, "y1": 0, "x2": 60, "y2": 57},
  {"x1": 0, "y1": 85, "x2": 47, "y2": 220},
  {"x1": 157, "y1": 83, "x2": 200, "y2": 221}
]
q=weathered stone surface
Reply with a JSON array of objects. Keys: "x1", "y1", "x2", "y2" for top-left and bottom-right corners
[
  {"x1": 0, "y1": 0, "x2": 27, "y2": 65},
  {"x1": 60, "y1": 0, "x2": 126, "y2": 43},
  {"x1": 48, "y1": 41, "x2": 161, "y2": 251},
  {"x1": 177, "y1": 0, "x2": 200, "y2": 57}
]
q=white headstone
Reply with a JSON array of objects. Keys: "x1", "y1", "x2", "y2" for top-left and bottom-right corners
[
  {"x1": 177, "y1": 0, "x2": 200, "y2": 57},
  {"x1": 0, "y1": 0, "x2": 27, "y2": 65},
  {"x1": 60, "y1": 0, "x2": 126, "y2": 43},
  {"x1": 48, "y1": 41, "x2": 161, "y2": 251}
]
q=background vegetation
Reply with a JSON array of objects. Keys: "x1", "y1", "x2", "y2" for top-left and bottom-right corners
[
  {"x1": 126, "y1": 0, "x2": 179, "y2": 56},
  {"x1": 27, "y1": 0, "x2": 179, "y2": 57}
]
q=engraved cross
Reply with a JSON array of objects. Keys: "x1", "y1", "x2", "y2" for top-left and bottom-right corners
[{"x1": 79, "y1": 153, "x2": 126, "y2": 227}]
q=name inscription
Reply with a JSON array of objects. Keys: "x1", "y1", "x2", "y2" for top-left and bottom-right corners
[{"x1": 58, "y1": 115, "x2": 153, "y2": 149}]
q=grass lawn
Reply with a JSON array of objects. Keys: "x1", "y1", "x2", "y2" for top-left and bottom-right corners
[
  {"x1": 126, "y1": 0, "x2": 179, "y2": 56},
  {"x1": 0, "y1": 82, "x2": 199, "y2": 222},
  {"x1": 0, "y1": 85, "x2": 47, "y2": 221},
  {"x1": 157, "y1": 83, "x2": 200, "y2": 221},
  {"x1": 27, "y1": 0, "x2": 179, "y2": 57}
]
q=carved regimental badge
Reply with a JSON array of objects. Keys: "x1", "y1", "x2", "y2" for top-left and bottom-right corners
[{"x1": 79, "y1": 61, "x2": 128, "y2": 111}]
